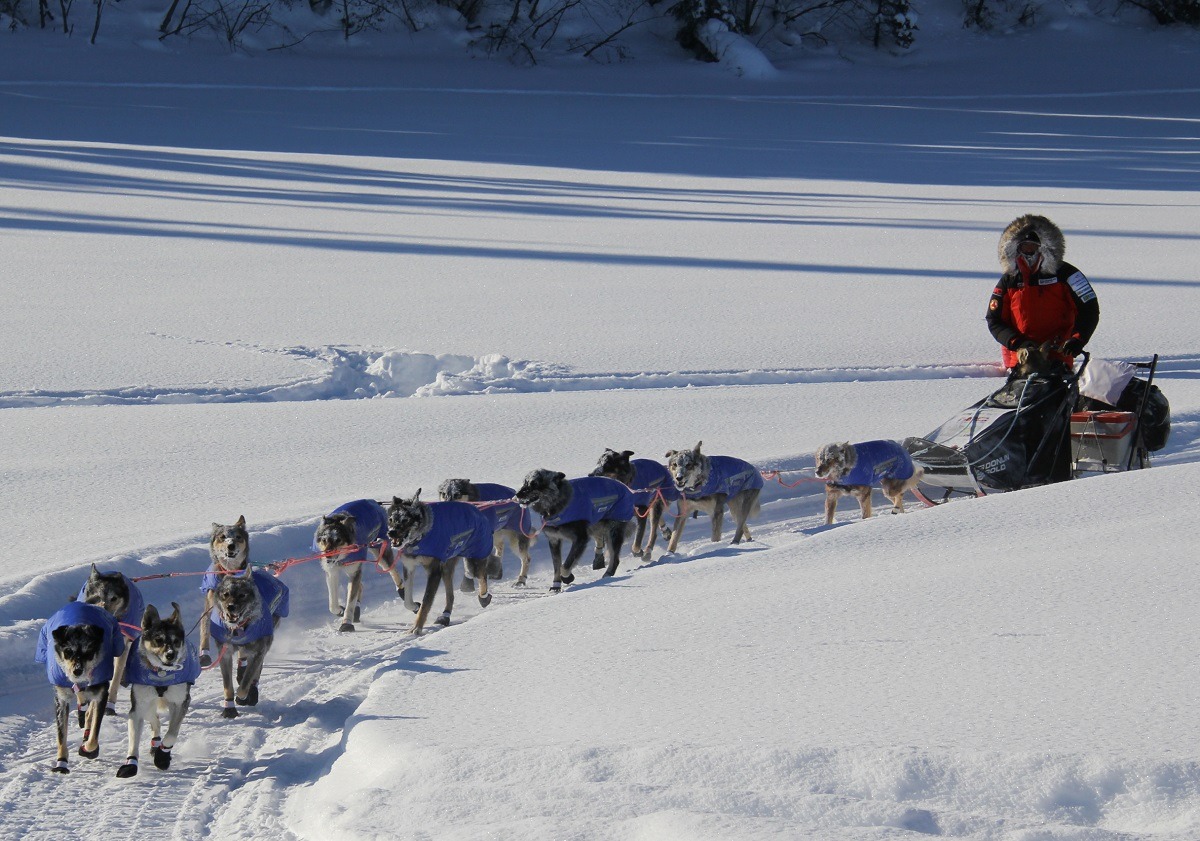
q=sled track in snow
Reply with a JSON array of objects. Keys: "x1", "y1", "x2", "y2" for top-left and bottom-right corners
[{"x1": 0, "y1": 340, "x2": 1005, "y2": 408}]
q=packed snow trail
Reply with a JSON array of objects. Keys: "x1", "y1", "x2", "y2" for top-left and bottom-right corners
[{"x1": 0, "y1": 470, "x2": 827, "y2": 840}]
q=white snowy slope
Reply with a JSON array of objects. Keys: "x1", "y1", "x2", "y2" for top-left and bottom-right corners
[{"x1": 1, "y1": 8, "x2": 1199, "y2": 841}]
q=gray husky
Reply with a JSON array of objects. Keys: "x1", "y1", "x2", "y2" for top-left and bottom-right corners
[
  {"x1": 387, "y1": 491, "x2": 495, "y2": 635},
  {"x1": 78, "y1": 564, "x2": 144, "y2": 712},
  {"x1": 116, "y1": 603, "x2": 199, "y2": 778},
  {"x1": 208, "y1": 569, "x2": 289, "y2": 718},
  {"x1": 664, "y1": 441, "x2": 763, "y2": 553},
  {"x1": 438, "y1": 479, "x2": 534, "y2": 587},
  {"x1": 198, "y1": 516, "x2": 251, "y2": 667},
  {"x1": 314, "y1": 499, "x2": 404, "y2": 633},
  {"x1": 514, "y1": 470, "x2": 634, "y2": 592},
  {"x1": 35, "y1": 601, "x2": 125, "y2": 773}
]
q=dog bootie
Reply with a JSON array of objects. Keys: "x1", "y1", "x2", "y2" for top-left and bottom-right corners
[
  {"x1": 152, "y1": 744, "x2": 172, "y2": 770},
  {"x1": 236, "y1": 683, "x2": 259, "y2": 707},
  {"x1": 51, "y1": 760, "x2": 70, "y2": 774},
  {"x1": 116, "y1": 757, "x2": 138, "y2": 778}
]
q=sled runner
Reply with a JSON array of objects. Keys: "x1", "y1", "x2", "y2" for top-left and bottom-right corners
[{"x1": 903, "y1": 353, "x2": 1168, "y2": 506}]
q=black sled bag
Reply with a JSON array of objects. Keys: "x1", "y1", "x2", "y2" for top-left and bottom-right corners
[{"x1": 919, "y1": 375, "x2": 1073, "y2": 492}]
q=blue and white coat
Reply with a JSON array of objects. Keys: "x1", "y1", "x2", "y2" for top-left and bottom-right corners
[
  {"x1": 209, "y1": 570, "x2": 290, "y2": 646},
  {"x1": 313, "y1": 498, "x2": 389, "y2": 563},
  {"x1": 627, "y1": 459, "x2": 682, "y2": 508},
  {"x1": 404, "y1": 501, "x2": 495, "y2": 561},
  {"x1": 35, "y1": 602, "x2": 126, "y2": 689},
  {"x1": 543, "y1": 477, "x2": 635, "y2": 527},
  {"x1": 833, "y1": 440, "x2": 916, "y2": 487},
  {"x1": 683, "y1": 456, "x2": 764, "y2": 499},
  {"x1": 123, "y1": 638, "x2": 202, "y2": 688},
  {"x1": 469, "y1": 483, "x2": 530, "y2": 534}
]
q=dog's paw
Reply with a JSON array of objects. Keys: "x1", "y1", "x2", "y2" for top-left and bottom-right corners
[
  {"x1": 51, "y1": 760, "x2": 69, "y2": 774},
  {"x1": 236, "y1": 659, "x2": 247, "y2": 682},
  {"x1": 152, "y1": 745, "x2": 172, "y2": 770},
  {"x1": 78, "y1": 744, "x2": 99, "y2": 760},
  {"x1": 236, "y1": 684, "x2": 259, "y2": 707},
  {"x1": 459, "y1": 576, "x2": 476, "y2": 593},
  {"x1": 396, "y1": 586, "x2": 405, "y2": 599},
  {"x1": 116, "y1": 759, "x2": 138, "y2": 778},
  {"x1": 549, "y1": 582, "x2": 562, "y2": 593},
  {"x1": 199, "y1": 652, "x2": 213, "y2": 669},
  {"x1": 76, "y1": 706, "x2": 87, "y2": 729},
  {"x1": 478, "y1": 592, "x2": 492, "y2": 608},
  {"x1": 514, "y1": 577, "x2": 527, "y2": 587},
  {"x1": 353, "y1": 606, "x2": 361, "y2": 623},
  {"x1": 105, "y1": 703, "x2": 117, "y2": 717},
  {"x1": 338, "y1": 622, "x2": 355, "y2": 632},
  {"x1": 561, "y1": 573, "x2": 575, "y2": 585},
  {"x1": 434, "y1": 613, "x2": 451, "y2": 627},
  {"x1": 221, "y1": 707, "x2": 240, "y2": 719},
  {"x1": 592, "y1": 558, "x2": 605, "y2": 570}
]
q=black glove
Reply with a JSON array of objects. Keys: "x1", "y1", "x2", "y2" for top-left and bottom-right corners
[{"x1": 1062, "y1": 338, "x2": 1084, "y2": 356}]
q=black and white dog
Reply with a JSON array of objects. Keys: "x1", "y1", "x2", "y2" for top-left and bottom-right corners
[
  {"x1": 35, "y1": 601, "x2": 125, "y2": 773},
  {"x1": 198, "y1": 516, "x2": 251, "y2": 667},
  {"x1": 387, "y1": 491, "x2": 496, "y2": 635},
  {"x1": 208, "y1": 568, "x2": 289, "y2": 718},
  {"x1": 514, "y1": 470, "x2": 634, "y2": 592},
  {"x1": 77, "y1": 564, "x2": 145, "y2": 713},
  {"x1": 814, "y1": 440, "x2": 924, "y2": 524},
  {"x1": 664, "y1": 441, "x2": 763, "y2": 552},
  {"x1": 313, "y1": 499, "x2": 404, "y2": 632},
  {"x1": 116, "y1": 602, "x2": 200, "y2": 778},
  {"x1": 438, "y1": 479, "x2": 534, "y2": 587},
  {"x1": 591, "y1": 449, "x2": 682, "y2": 562}
]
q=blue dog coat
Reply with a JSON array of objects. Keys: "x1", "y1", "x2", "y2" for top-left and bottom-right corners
[
  {"x1": 209, "y1": 570, "x2": 290, "y2": 646},
  {"x1": 629, "y1": 459, "x2": 682, "y2": 507},
  {"x1": 312, "y1": 499, "x2": 389, "y2": 563},
  {"x1": 123, "y1": 638, "x2": 202, "y2": 687},
  {"x1": 469, "y1": 483, "x2": 529, "y2": 534},
  {"x1": 35, "y1": 602, "x2": 125, "y2": 689},
  {"x1": 543, "y1": 477, "x2": 635, "y2": 527},
  {"x1": 832, "y1": 440, "x2": 916, "y2": 487},
  {"x1": 683, "y1": 456, "x2": 764, "y2": 500},
  {"x1": 76, "y1": 571, "x2": 145, "y2": 642},
  {"x1": 404, "y1": 501, "x2": 494, "y2": 561}
]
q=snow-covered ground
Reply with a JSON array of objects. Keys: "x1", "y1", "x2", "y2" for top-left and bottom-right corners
[{"x1": 2, "y1": 11, "x2": 1200, "y2": 840}]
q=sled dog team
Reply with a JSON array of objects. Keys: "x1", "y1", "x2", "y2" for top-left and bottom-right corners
[{"x1": 37, "y1": 437, "x2": 915, "y2": 776}]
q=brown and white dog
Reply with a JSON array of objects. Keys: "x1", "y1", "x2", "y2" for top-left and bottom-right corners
[
  {"x1": 814, "y1": 440, "x2": 924, "y2": 525},
  {"x1": 198, "y1": 516, "x2": 250, "y2": 667}
]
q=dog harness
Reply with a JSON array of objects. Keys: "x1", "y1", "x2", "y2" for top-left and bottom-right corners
[
  {"x1": 628, "y1": 459, "x2": 682, "y2": 507},
  {"x1": 35, "y1": 602, "x2": 125, "y2": 689},
  {"x1": 542, "y1": 477, "x2": 635, "y2": 527},
  {"x1": 312, "y1": 499, "x2": 389, "y2": 564},
  {"x1": 123, "y1": 638, "x2": 202, "y2": 687},
  {"x1": 833, "y1": 440, "x2": 916, "y2": 487},
  {"x1": 208, "y1": 570, "x2": 290, "y2": 646},
  {"x1": 682, "y1": 456, "x2": 764, "y2": 500},
  {"x1": 76, "y1": 571, "x2": 145, "y2": 641},
  {"x1": 469, "y1": 483, "x2": 529, "y2": 533},
  {"x1": 404, "y1": 501, "x2": 495, "y2": 561}
]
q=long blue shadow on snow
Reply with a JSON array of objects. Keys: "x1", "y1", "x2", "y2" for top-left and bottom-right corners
[{"x1": 2, "y1": 85, "x2": 1199, "y2": 191}]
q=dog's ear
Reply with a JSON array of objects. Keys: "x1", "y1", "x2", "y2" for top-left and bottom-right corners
[
  {"x1": 665, "y1": 449, "x2": 677, "y2": 459},
  {"x1": 235, "y1": 515, "x2": 246, "y2": 528},
  {"x1": 555, "y1": 472, "x2": 566, "y2": 481},
  {"x1": 693, "y1": 440, "x2": 703, "y2": 455},
  {"x1": 211, "y1": 522, "x2": 223, "y2": 536},
  {"x1": 411, "y1": 488, "x2": 423, "y2": 504},
  {"x1": 392, "y1": 496, "x2": 402, "y2": 507},
  {"x1": 167, "y1": 602, "x2": 183, "y2": 626},
  {"x1": 89, "y1": 563, "x2": 100, "y2": 577},
  {"x1": 52, "y1": 626, "x2": 72, "y2": 646},
  {"x1": 141, "y1": 604, "x2": 160, "y2": 628},
  {"x1": 622, "y1": 450, "x2": 635, "y2": 458}
]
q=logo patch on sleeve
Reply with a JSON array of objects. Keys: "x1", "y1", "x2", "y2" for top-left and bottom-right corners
[
  {"x1": 989, "y1": 299, "x2": 999, "y2": 311},
  {"x1": 1067, "y1": 271, "x2": 1097, "y2": 302}
]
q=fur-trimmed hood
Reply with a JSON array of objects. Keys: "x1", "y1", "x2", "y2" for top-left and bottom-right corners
[{"x1": 998, "y1": 214, "x2": 1065, "y2": 275}]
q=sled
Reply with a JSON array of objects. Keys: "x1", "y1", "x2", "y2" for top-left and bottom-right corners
[{"x1": 904, "y1": 354, "x2": 1165, "y2": 506}]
